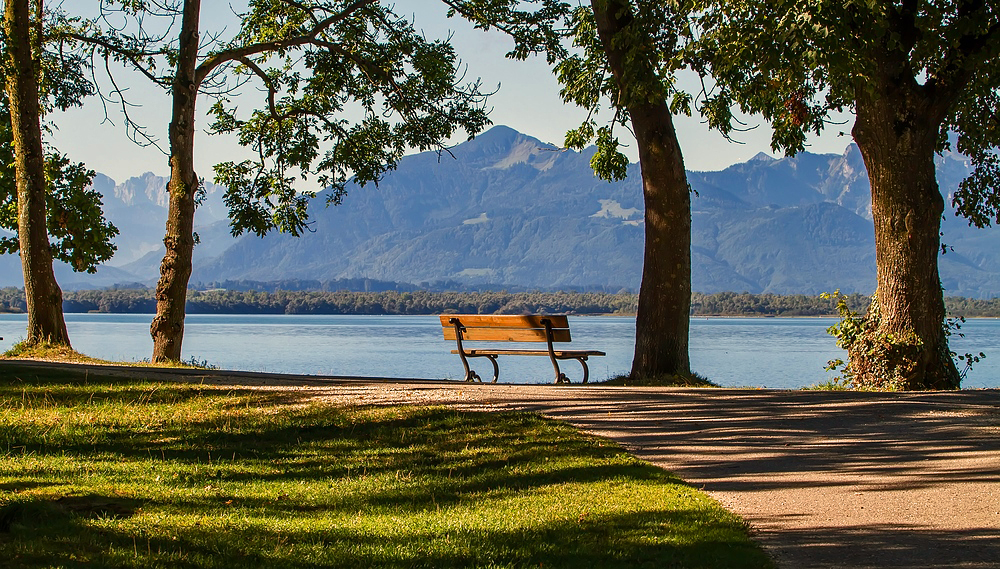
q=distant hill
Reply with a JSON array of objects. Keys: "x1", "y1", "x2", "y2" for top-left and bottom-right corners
[
  {"x1": 0, "y1": 172, "x2": 233, "y2": 289},
  {"x1": 2, "y1": 125, "x2": 998, "y2": 296}
]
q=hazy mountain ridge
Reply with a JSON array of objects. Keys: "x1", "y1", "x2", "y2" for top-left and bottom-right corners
[{"x1": 1, "y1": 125, "x2": 997, "y2": 296}]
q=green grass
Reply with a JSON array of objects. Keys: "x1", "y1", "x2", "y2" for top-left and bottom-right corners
[
  {"x1": 596, "y1": 372, "x2": 719, "y2": 388},
  {"x1": 803, "y1": 377, "x2": 852, "y2": 391},
  {"x1": 3, "y1": 341, "x2": 216, "y2": 370},
  {"x1": 0, "y1": 364, "x2": 772, "y2": 568}
]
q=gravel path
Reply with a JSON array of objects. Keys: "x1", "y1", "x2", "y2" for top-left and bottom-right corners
[{"x1": 5, "y1": 361, "x2": 1000, "y2": 568}]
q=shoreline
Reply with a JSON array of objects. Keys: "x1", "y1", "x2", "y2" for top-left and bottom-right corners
[{"x1": 5, "y1": 311, "x2": 1000, "y2": 319}]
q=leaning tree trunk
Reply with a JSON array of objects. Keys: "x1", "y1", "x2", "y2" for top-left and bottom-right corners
[
  {"x1": 150, "y1": 0, "x2": 201, "y2": 362},
  {"x1": 3, "y1": 0, "x2": 71, "y2": 347},
  {"x1": 591, "y1": 0, "x2": 692, "y2": 378},
  {"x1": 850, "y1": 84, "x2": 960, "y2": 390}
]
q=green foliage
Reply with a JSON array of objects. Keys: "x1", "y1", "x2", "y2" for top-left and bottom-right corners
[
  {"x1": 944, "y1": 316, "x2": 987, "y2": 380},
  {"x1": 803, "y1": 377, "x2": 851, "y2": 391},
  {"x1": 0, "y1": 367, "x2": 773, "y2": 568},
  {"x1": 79, "y1": 1, "x2": 499, "y2": 239},
  {"x1": 820, "y1": 290, "x2": 986, "y2": 391},
  {"x1": 820, "y1": 290, "x2": 865, "y2": 353},
  {"x1": 445, "y1": 0, "x2": 570, "y2": 64},
  {"x1": 697, "y1": 1, "x2": 1000, "y2": 206},
  {"x1": 6, "y1": 286, "x2": 1000, "y2": 318},
  {"x1": 820, "y1": 290, "x2": 927, "y2": 391},
  {"x1": 9, "y1": 4, "x2": 94, "y2": 114},
  {"x1": 598, "y1": 372, "x2": 717, "y2": 387},
  {"x1": 2, "y1": 339, "x2": 97, "y2": 362},
  {"x1": 589, "y1": 126, "x2": 631, "y2": 181},
  {"x1": 0, "y1": 116, "x2": 118, "y2": 272},
  {"x1": 697, "y1": 2, "x2": 999, "y2": 389},
  {"x1": 206, "y1": 1, "x2": 493, "y2": 237},
  {"x1": 53, "y1": 288, "x2": 641, "y2": 316},
  {"x1": 551, "y1": 1, "x2": 699, "y2": 182}
]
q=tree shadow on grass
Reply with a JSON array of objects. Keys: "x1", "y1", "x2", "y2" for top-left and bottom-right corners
[
  {"x1": 2, "y1": 495, "x2": 771, "y2": 569},
  {"x1": 5, "y1": 401, "x2": 683, "y2": 516},
  {"x1": 0, "y1": 368, "x2": 772, "y2": 567}
]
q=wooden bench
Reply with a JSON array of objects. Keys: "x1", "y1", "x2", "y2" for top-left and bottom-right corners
[{"x1": 440, "y1": 314, "x2": 605, "y2": 384}]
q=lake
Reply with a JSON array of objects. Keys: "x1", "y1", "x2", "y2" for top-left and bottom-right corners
[{"x1": 1, "y1": 313, "x2": 998, "y2": 389}]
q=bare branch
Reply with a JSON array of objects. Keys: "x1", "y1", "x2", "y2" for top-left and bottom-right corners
[{"x1": 66, "y1": 31, "x2": 172, "y2": 87}]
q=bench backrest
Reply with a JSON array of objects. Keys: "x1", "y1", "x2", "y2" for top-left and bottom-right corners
[{"x1": 440, "y1": 314, "x2": 571, "y2": 342}]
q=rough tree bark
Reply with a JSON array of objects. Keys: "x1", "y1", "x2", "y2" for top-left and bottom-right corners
[
  {"x1": 150, "y1": 0, "x2": 200, "y2": 362},
  {"x1": 848, "y1": 62, "x2": 961, "y2": 390},
  {"x1": 3, "y1": 0, "x2": 71, "y2": 347},
  {"x1": 591, "y1": 0, "x2": 692, "y2": 378}
]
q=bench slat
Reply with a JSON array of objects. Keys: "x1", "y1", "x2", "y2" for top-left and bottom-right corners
[
  {"x1": 452, "y1": 349, "x2": 606, "y2": 357},
  {"x1": 439, "y1": 314, "x2": 569, "y2": 329},
  {"x1": 442, "y1": 326, "x2": 571, "y2": 342}
]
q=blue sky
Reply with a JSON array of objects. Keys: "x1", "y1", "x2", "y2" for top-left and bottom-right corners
[{"x1": 48, "y1": 1, "x2": 855, "y2": 183}]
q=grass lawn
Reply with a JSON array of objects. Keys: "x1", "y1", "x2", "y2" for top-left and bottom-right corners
[{"x1": 0, "y1": 364, "x2": 774, "y2": 568}]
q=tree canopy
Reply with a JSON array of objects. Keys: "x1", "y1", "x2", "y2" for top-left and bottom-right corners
[
  {"x1": 698, "y1": 1, "x2": 1000, "y2": 200},
  {"x1": 1, "y1": 101, "x2": 118, "y2": 273}
]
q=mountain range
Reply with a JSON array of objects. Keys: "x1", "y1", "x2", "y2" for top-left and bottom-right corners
[{"x1": 1, "y1": 125, "x2": 998, "y2": 297}]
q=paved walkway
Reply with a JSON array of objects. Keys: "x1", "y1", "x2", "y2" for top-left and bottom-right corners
[
  {"x1": 488, "y1": 386, "x2": 1000, "y2": 569},
  {"x1": 4, "y1": 361, "x2": 1000, "y2": 568}
]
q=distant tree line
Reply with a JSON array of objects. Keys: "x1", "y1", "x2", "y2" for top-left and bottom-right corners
[
  {"x1": 2, "y1": 287, "x2": 999, "y2": 317},
  {"x1": 192, "y1": 278, "x2": 630, "y2": 294}
]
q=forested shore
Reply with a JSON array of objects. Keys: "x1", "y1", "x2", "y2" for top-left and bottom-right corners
[{"x1": 2, "y1": 287, "x2": 999, "y2": 317}]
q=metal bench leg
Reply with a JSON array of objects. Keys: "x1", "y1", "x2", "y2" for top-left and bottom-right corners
[
  {"x1": 487, "y1": 355, "x2": 499, "y2": 383},
  {"x1": 543, "y1": 319, "x2": 570, "y2": 384},
  {"x1": 458, "y1": 351, "x2": 480, "y2": 382},
  {"x1": 547, "y1": 352, "x2": 568, "y2": 384},
  {"x1": 577, "y1": 356, "x2": 590, "y2": 384}
]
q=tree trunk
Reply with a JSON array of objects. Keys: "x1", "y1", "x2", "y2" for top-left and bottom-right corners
[
  {"x1": 591, "y1": 0, "x2": 692, "y2": 378},
  {"x1": 3, "y1": 0, "x2": 71, "y2": 347},
  {"x1": 150, "y1": 0, "x2": 201, "y2": 362},
  {"x1": 850, "y1": 78, "x2": 960, "y2": 390}
]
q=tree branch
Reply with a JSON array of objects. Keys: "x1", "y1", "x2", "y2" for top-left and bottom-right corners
[
  {"x1": 194, "y1": 0, "x2": 379, "y2": 85},
  {"x1": 66, "y1": 32, "x2": 172, "y2": 87}
]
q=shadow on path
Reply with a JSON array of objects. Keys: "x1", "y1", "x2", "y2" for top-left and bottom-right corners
[{"x1": 504, "y1": 388, "x2": 1000, "y2": 569}]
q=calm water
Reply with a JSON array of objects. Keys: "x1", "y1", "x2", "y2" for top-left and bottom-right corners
[{"x1": 1, "y1": 313, "x2": 998, "y2": 389}]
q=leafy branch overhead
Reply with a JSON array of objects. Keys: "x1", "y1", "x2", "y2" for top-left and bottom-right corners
[
  {"x1": 505, "y1": 1, "x2": 699, "y2": 182},
  {"x1": 73, "y1": 0, "x2": 494, "y2": 239},
  {"x1": 697, "y1": 0, "x2": 1000, "y2": 226}
]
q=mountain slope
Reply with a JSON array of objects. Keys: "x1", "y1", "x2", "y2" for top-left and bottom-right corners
[
  {"x1": 189, "y1": 125, "x2": 999, "y2": 296},
  {"x1": 3, "y1": 125, "x2": 997, "y2": 296}
]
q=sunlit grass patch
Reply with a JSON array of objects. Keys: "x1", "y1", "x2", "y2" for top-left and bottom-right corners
[
  {"x1": 0, "y1": 365, "x2": 772, "y2": 568},
  {"x1": 2, "y1": 341, "x2": 104, "y2": 364},
  {"x1": 2, "y1": 342, "x2": 216, "y2": 370},
  {"x1": 803, "y1": 377, "x2": 852, "y2": 391},
  {"x1": 597, "y1": 372, "x2": 719, "y2": 387}
]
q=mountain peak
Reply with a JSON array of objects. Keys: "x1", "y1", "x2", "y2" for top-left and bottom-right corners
[
  {"x1": 455, "y1": 125, "x2": 561, "y2": 171},
  {"x1": 750, "y1": 151, "x2": 775, "y2": 162},
  {"x1": 843, "y1": 143, "x2": 863, "y2": 165},
  {"x1": 115, "y1": 172, "x2": 169, "y2": 208}
]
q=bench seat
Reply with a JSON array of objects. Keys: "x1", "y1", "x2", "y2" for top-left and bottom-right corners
[{"x1": 441, "y1": 314, "x2": 605, "y2": 383}]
